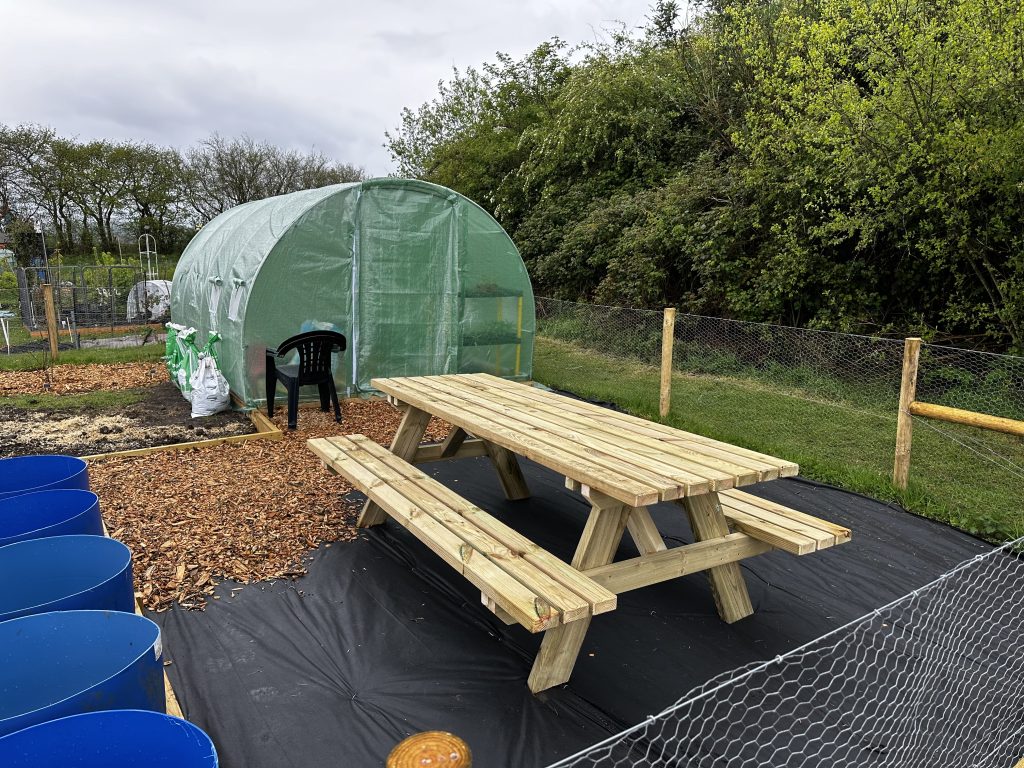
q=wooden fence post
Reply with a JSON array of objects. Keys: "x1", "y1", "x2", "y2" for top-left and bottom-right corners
[
  {"x1": 893, "y1": 337, "x2": 922, "y2": 489},
  {"x1": 660, "y1": 307, "x2": 677, "y2": 419},
  {"x1": 42, "y1": 283, "x2": 59, "y2": 362}
]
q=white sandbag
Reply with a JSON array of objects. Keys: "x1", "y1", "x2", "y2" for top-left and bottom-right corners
[{"x1": 190, "y1": 353, "x2": 231, "y2": 417}]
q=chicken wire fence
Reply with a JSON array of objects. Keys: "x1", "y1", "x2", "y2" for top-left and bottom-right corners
[
  {"x1": 546, "y1": 539, "x2": 1024, "y2": 768},
  {"x1": 535, "y1": 298, "x2": 1024, "y2": 539}
]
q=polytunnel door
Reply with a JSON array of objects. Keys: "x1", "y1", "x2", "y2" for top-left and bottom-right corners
[{"x1": 354, "y1": 191, "x2": 461, "y2": 391}]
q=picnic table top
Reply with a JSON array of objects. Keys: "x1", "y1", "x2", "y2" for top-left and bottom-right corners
[{"x1": 372, "y1": 373, "x2": 799, "y2": 507}]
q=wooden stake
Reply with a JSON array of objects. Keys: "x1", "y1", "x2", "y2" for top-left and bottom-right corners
[
  {"x1": 42, "y1": 283, "x2": 59, "y2": 361},
  {"x1": 893, "y1": 337, "x2": 922, "y2": 489},
  {"x1": 660, "y1": 307, "x2": 676, "y2": 419}
]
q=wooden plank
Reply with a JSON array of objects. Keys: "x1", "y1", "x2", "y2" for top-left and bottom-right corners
[
  {"x1": 481, "y1": 440, "x2": 531, "y2": 500},
  {"x1": 909, "y1": 400, "x2": 1024, "y2": 438},
  {"x1": 389, "y1": 405, "x2": 434, "y2": 458},
  {"x1": 359, "y1": 405, "x2": 431, "y2": 526},
  {"x1": 249, "y1": 408, "x2": 284, "y2": 439},
  {"x1": 719, "y1": 490, "x2": 851, "y2": 545},
  {"x1": 482, "y1": 594, "x2": 517, "y2": 625},
  {"x1": 528, "y1": 619, "x2": 591, "y2": 693},
  {"x1": 408, "y1": 376, "x2": 697, "y2": 494},
  {"x1": 461, "y1": 374, "x2": 789, "y2": 483},
  {"x1": 719, "y1": 506, "x2": 819, "y2": 555},
  {"x1": 372, "y1": 379, "x2": 659, "y2": 507},
  {"x1": 625, "y1": 506, "x2": 667, "y2": 554},
  {"x1": 401, "y1": 376, "x2": 704, "y2": 498},
  {"x1": 308, "y1": 438, "x2": 560, "y2": 632},
  {"x1": 528, "y1": 492, "x2": 628, "y2": 693},
  {"x1": 467, "y1": 373, "x2": 798, "y2": 476},
  {"x1": 135, "y1": 595, "x2": 186, "y2": 719},
  {"x1": 660, "y1": 307, "x2": 676, "y2": 418},
  {"x1": 315, "y1": 436, "x2": 597, "y2": 625},
  {"x1": 572, "y1": 493, "x2": 630, "y2": 571},
  {"x1": 682, "y1": 493, "x2": 753, "y2": 623},
  {"x1": 584, "y1": 534, "x2": 772, "y2": 593},
  {"x1": 413, "y1": 439, "x2": 487, "y2": 463},
  {"x1": 436, "y1": 374, "x2": 754, "y2": 489},
  {"x1": 82, "y1": 427, "x2": 279, "y2": 461},
  {"x1": 439, "y1": 426, "x2": 469, "y2": 458},
  {"x1": 345, "y1": 436, "x2": 615, "y2": 615},
  {"x1": 894, "y1": 338, "x2": 922, "y2": 488},
  {"x1": 111, "y1": 509, "x2": 186, "y2": 720}
]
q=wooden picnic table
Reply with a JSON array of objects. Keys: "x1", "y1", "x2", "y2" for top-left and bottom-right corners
[{"x1": 310, "y1": 373, "x2": 849, "y2": 690}]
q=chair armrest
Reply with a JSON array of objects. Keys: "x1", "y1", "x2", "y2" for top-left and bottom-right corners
[{"x1": 265, "y1": 346, "x2": 279, "y2": 358}]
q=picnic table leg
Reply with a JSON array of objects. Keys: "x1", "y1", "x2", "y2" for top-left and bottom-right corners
[
  {"x1": 626, "y1": 506, "x2": 667, "y2": 555},
  {"x1": 528, "y1": 490, "x2": 629, "y2": 693},
  {"x1": 681, "y1": 493, "x2": 753, "y2": 623},
  {"x1": 481, "y1": 441, "x2": 530, "y2": 501},
  {"x1": 358, "y1": 405, "x2": 432, "y2": 527},
  {"x1": 438, "y1": 426, "x2": 469, "y2": 458}
]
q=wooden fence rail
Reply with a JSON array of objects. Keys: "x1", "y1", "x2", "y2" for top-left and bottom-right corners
[{"x1": 893, "y1": 336, "x2": 1024, "y2": 488}]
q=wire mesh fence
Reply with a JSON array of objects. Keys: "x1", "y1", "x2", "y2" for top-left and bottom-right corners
[
  {"x1": 547, "y1": 539, "x2": 1024, "y2": 768},
  {"x1": 0, "y1": 264, "x2": 173, "y2": 366},
  {"x1": 534, "y1": 298, "x2": 1024, "y2": 541},
  {"x1": 16, "y1": 265, "x2": 173, "y2": 332}
]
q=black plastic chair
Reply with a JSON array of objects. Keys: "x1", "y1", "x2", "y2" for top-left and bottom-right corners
[{"x1": 265, "y1": 331, "x2": 346, "y2": 430}]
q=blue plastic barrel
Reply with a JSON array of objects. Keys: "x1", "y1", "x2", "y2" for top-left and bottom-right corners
[
  {"x1": 0, "y1": 489, "x2": 102, "y2": 547},
  {"x1": 0, "y1": 536, "x2": 134, "y2": 622},
  {"x1": 0, "y1": 710, "x2": 218, "y2": 767},
  {"x1": 0, "y1": 610, "x2": 165, "y2": 736},
  {"x1": 0, "y1": 455, "x2": 89, "y2": 500}
]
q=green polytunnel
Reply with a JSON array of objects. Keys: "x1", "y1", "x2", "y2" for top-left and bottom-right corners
[{"x1": 170, "y1": 178, "x2": 535, "y2": 406}]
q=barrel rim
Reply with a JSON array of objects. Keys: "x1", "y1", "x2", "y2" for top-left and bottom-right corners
[
  {"x1": 0, "y1": 455, "x2": 89, "y2": 498},
  {"x1": 0, "y1": 708, "x2": 217, "y2": 763},
  {"x1": 0, "y1": 610, "x2": 162, "y2": 725},
  {"x1": 0, "y1": 488, "x2": 100, "y2": 543},
  {"x1": 0, "y1": 535, "x2": 132, "y2": 620}
]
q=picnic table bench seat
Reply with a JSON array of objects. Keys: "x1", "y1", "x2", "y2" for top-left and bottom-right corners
[
  {"x1": 307, "y1": 434, "x2": 617, "y2": 634},
  {"x1": 718, "y1": 489, "x2": 851, "y2": 556}
]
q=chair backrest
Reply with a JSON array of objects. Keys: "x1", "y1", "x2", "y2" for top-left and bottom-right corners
[{"x1": 275, "y1": 331, "x2": 347, "y2": 379}]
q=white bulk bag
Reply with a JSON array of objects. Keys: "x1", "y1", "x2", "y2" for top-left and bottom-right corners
[{"x1": 189, "y1": 353, "x2": 231, "y2": 417}]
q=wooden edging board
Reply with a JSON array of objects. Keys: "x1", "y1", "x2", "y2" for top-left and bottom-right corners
[
  {"x1": 100, "y1": 521, "x2": 185, "y2": 719},
  {"x1": 81, "y1": 403, "x2": 283, "y2": 462}
]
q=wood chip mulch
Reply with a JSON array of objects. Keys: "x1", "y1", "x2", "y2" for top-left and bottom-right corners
[
  {"x1": 89, "y1": 399, "x2": 450, "y2": 611},
  {"x1": 0, "y1": 361, "x2": 164, "y2": 396}
]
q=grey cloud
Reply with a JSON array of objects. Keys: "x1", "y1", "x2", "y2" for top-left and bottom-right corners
[{"x1": 4, "y1": 0, "x2": 652, "y2": 174}]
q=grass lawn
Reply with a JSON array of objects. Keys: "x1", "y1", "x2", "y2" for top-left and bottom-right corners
[
  {"x1": 533, "y1": 337, "x2": 1024, "y2": 543},
  {"x1": 0, "y1": 344, "x2": 163, "y2": 371},
  {"x1": 0, "y1": 389, "x2": 148, "y2": 411}
]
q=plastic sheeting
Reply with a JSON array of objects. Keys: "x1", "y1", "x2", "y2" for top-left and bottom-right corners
[
  {"x1": 170, "y1": 180, "x2": 535, "y2": 405},
  {"x1": 154, "y1": 460, "x2": 989, "y2": 768}
]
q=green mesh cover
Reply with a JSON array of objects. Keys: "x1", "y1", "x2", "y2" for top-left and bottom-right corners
[{"x1": 171, "y1": 179, "x2": 535, "y2": 405}]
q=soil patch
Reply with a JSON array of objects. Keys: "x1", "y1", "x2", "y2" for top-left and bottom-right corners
[
  {"x1": 90, "y1": 400, "x2": 450, "y2": 611},
  {"x1": 0, "y1": 381, "x2": 255, "y2": 457}
]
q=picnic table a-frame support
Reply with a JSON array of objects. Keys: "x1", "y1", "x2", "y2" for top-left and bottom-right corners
[{"x1": 359, "y1": 403, "x2": 530, "y2": 527}]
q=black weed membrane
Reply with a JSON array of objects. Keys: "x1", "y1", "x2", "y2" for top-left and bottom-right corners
[{"x1": 152, "y1": 455, "x2": 993, "y2": 768}]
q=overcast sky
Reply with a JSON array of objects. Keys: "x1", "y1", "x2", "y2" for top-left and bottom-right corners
[{"x1": 3, "y1": 0, "x2": 654, "y2": 176}]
